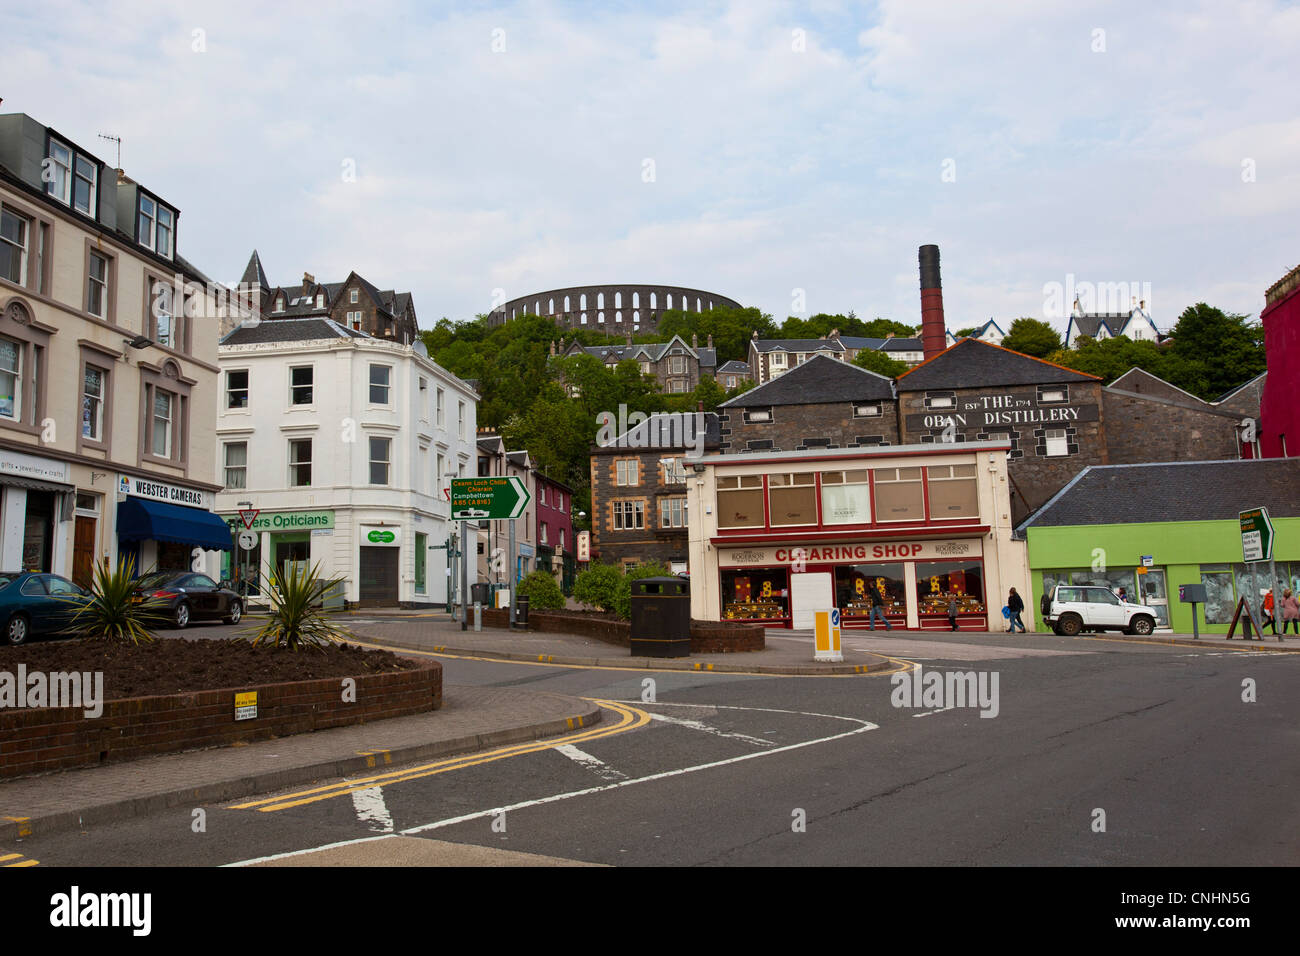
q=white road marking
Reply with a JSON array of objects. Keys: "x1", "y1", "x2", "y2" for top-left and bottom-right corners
[
  {"x1": 224, "y1": 702, "x2": 877, "y2": 867},
  {"x1": 555, "y1": 744, "x2": 627, "y2": 781},
  {"x1": 351, "y1": 786, "x2": 394, "y2": 832},
  {"x1": 648, "y1": 712, "x2": 774, "y2": 747},
  {"x1": 912, "y1": 706, "x2": 956, "y2": 718}
]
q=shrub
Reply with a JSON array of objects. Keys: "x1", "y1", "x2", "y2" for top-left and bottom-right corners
[
  {"x1": 244, "y1": 562, "x2": 348, "y2": 651},
  {"x1": 65, "y1": 556, "x2": 167, "y2": 645},
  {"x1": 517, "y1": 570, "x2": 565, "y2": 611},
  {"x1": 573, "y1": 563, "x2": 625, "y2": 614},
  {"x1": 613, "y1": 562, "x2": 672, "y2": 620}
]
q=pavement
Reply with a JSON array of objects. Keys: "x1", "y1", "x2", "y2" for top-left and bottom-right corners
[
  {"x1": 339, "y1": 608, "x2": 1299, "y2": 659},
  {"x1": 0, "y1": 685, "x2": 600, "y2": 843},
  {"x1": 342, "y1": 612, "x2": 900, "y2": 674}
]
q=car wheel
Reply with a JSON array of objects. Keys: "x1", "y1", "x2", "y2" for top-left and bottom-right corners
[
  {"x1": 5, "y1": 613, "x2": 30, "y2": 646},
  {"x1": 1128, "y1": 615, "x2": 1155, "y2": 636},
  {"x1": 1057, "y1": 614, "x2": 1083, "y2": 636},
  {"x1": 224, "y1": 600, "x2": 242, "y2": 625},
  {"x1": 174, "y1": 602, "x2": 191, "y2": 629}
]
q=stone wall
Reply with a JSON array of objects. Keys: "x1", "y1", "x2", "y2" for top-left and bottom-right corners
[
  {"x1": 1103, "y1": 390, "x2": 1242, "y2": 465},
  {"x1": 0, "y1": 661, "x2": 442, "y2": 780},
  {"x1": 718, "y1": 401, "x2": 899, "y2": 454}
]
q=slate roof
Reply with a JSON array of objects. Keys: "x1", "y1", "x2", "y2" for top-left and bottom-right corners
[
  {"x1": 836, "y1": 336, "x2": 886, "y2": 350},
  {"x1": 1069, "y1": 313, "x2": 1123, "y2": 338},
  {"x1": 751, "y1": 338, "x2": 844, "y2": 354},
  {"x1": 716, "y1": 360, "x2": 751, "y2": 374},
  {"x1": 240, "y1": 250, "x2": 269, "y2": 289},
  {"x1": 1214, "y1": 371, "x2": 1267, "y2": 405},
  {"x1": 1018, "y1": 459, "x2": 1300, "y2": 530},
  {"x1": 719, "y1": 354, "x2": 895, "y2": 407},
  {"x1": 566, "y1": 335, "x2": 706, "y2": 366},
  {"x1": 880, "y1": 336, "x2": 924, "y2": 352},
  {"x1": 220, "y1": 317, "x2": 369, "y2": 345},
  {"x1": 598, "y1": 412, "x2": 721, "y2": 451},
  {"x1": 898, "y1": 338, "x2": 1098, "y2": 390}
]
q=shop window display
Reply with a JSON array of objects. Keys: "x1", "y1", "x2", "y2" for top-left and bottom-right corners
[
  {"x1": 916, "y1": 560, "x2": 985, "y2": 615},
  {"x1": 835, "y1": 564, "x2": 905, "y2": 621},
  {"x1": 721, "y1": 568, "x2": 789, "y2": 621}
]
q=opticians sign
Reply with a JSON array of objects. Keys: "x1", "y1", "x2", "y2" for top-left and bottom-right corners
[{"x1": 721, "y1": 539, "x2": 982, "y2": 567}]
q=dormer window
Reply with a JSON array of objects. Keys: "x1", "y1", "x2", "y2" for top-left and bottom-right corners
[
  {"x1": 46, "y1": 139, "x2": 99, "y2": 216},
  {"x1": 137, "y1": 195, "x2": 174, "y2": 258},
  {"x1": 316, "y1": 293, "x2": 324, "y2": 309},
  {"x1": 275, "y1": 295, "x2": 285, "y2": 313}
]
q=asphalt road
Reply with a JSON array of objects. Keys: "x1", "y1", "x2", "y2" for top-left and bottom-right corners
[{"x1": 10, "y1": 624, "x2": 1299, "y2": 866}]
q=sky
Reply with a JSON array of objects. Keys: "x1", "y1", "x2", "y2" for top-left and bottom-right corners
[{"x1": 3, "y1": 0, "x2": 1297, "y2": 334}]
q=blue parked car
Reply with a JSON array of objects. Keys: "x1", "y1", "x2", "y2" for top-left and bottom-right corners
[{"x1": 1, "y1": 572, "x2": 93, "y2": 646}]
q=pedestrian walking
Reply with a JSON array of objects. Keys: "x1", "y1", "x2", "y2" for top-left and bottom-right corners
[
  {"x1": 1280, "y1": 588, "x2": 1299, "y2": 635},
  {"x1": 1262, "y1": 589, "x2": 1277, "y2": 635},
  {"x1": 947, "y1": 595, "x2": 959, "y2": 632},
  {"x1": 1007, "y1": 587, "x2": 1026, "y2": 633},
  {"x1": 867, "y1": 586, "x2": 892, "y2": 631}
]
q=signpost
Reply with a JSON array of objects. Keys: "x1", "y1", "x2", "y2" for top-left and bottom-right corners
[
  {"x1": 450, "y1": 477, "x2": 533, "y2": 630},
  {"x1": 450, "y1": 476, "x2": 530, "y2": 521},
  {"x1": 1233, "y1": 507, "x2": 1280, "y2": 642}
]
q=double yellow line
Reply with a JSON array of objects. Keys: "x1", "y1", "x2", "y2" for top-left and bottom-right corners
[
  {"x1": 0, "y1": 852, "x2": 38, "y2": 867},
  {"x1": 229, "y1": 699, "x2": 650, "y2": 813}
]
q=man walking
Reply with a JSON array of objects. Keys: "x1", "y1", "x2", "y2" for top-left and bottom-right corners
[
  {"x1": 947, "y1": 595, "x2": 959, "y2": 631},
  {"x1": 867, "y1": 586, "x2": 891, "y2": 631},
  {"x1": 1007, "y1": 587, "x2": 1026, "y2": 633}
]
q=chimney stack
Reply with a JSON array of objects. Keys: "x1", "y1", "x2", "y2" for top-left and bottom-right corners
[
  {"x1": 919, "y1": 244, "x2": 946, "y2": 361},
  {"x1": 692, "y1": 333, "x2": 698, "y2": 348},
  {"x1": 707, "y1": 334, "x2": 713, "y2": 348}
]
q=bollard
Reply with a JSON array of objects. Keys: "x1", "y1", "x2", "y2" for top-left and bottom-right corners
[{"x1": 474, "y1": 602, "x2": 482, "y2": 632}]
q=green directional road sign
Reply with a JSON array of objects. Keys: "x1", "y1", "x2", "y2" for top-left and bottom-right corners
[
  {"x1": 450, "y1": 476, "x2": 530, "y2": 520},
  {"x1": 1239, "y1": 506, "x2": 1274, "y2": 562}
]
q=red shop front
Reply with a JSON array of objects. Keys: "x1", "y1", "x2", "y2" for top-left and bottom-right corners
[{"x1": 717, "y1": 538, "x2": 989, "y2": 631}]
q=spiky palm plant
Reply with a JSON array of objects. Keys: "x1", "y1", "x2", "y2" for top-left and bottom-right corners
[
  {"x1": 244, "y1": 561, "x2": 348, "y2": 651},
  {"x1": 65, "y1": 555, "x2": 167, "y2": 645}
]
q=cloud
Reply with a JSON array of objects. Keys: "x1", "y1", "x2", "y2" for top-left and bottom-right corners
[{"x1": 2, "y1": 0, "x2": 1296, "y2": 333}]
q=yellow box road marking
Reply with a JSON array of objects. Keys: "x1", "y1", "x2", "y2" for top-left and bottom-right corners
[{"x1": 230, "y1": 699, "x2": 650, "y2": 813}]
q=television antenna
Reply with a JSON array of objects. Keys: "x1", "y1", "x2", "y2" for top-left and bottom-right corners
[{"x1": 98, "y1": 133, "x2": 121, "y2": 168}]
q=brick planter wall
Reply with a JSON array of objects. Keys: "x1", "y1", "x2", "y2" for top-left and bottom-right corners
[
  {"x1": 0, "y1": 660, "x2": 441, "y2": 780},
  {"x1": 478, "y1": 609, "x2": 765, "y2": 653}
]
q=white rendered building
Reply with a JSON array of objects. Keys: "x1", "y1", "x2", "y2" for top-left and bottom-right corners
[{"x1": 212, "y1": 316, "x2": 478, "y2": 606}]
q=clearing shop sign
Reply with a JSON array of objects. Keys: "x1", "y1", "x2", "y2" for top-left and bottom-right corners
[{"x1": 721, "y1": 539, "x2": 981, "y2": 567}]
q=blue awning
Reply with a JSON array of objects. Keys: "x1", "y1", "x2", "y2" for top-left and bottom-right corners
[{"x1": 117, "y1": 498, "x2": 233, "y2": 551}]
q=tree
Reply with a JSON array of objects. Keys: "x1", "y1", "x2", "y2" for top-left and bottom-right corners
[
  {"x1": 1166, "y1": 303, "x2": 1264, "y2": 399},
  {"x1": 954, "y1": 326, "x2": 980, "y2": 338},
  {"x1": 1046, "y1": 336, "x2": 1169, "y2": 383},
  {"x1": 860, "y1": 318, "x2": 916, "y2": 339},
  {"x1": 852, "y1": 348, "x2": 908, "y2": 378},
  {"x1": 1000, "y1": 318, "x2": 1062, "y2": 358}
]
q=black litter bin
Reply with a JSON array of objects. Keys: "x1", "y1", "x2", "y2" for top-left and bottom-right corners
[
  {"x1": 515, "y1": 594, "x2": 530, "y2": 626},
  {"x1": 471, "y1": 582, "x2": 491, "y2": 607},
  {"x1": 630, "y1": 577, "x2": 690, "y2": 657}
]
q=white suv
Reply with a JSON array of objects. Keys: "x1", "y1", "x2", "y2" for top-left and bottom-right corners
[{"x1": 1041, "y1": 585, "x2": 1158, "y2": 636}]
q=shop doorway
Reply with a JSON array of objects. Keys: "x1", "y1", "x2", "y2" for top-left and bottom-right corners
[
  {"x1": 22, "y1": 490, "x2": 55, "y2": 572},
  {"x1": 1136, "y1": 568, "x2": 1170, "y2": 628},
  {"x1": 274, "y1": 534, "x2": 310, "y2": 582},
  {"x1": 73, "y1": 515, "x2": 96, "y2": 589},
  {"x1": 359, "y1": 546, "x2": 399, "y2": 605},
  {"x1": 790, "y1": 571, "x2": 833, "y2": 629}
]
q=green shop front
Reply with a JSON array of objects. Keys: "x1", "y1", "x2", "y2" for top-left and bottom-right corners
[
  {"x1": 1024, "y1": 519, "x2": 1300, "y2": 634},
  {"x1": 221, "y1": 509, "x2": 335, "y2": 597}
]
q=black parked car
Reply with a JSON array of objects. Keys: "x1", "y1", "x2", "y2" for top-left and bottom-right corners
[{"x1": 132, "y1": 572, "x2": 243, "y2": 629}]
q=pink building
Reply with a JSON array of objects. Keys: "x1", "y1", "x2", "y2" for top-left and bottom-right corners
[
  {"x1": 535, "y1": 471, "x2": 575, "y2": 590},
  {"x1": 1260, "y1": 264, "x2": 1300, "y2": 458}
]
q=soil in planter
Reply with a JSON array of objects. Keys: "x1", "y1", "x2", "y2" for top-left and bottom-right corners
[{"x1": 0, "y1": 638, "x2": 416, "y2": 700}]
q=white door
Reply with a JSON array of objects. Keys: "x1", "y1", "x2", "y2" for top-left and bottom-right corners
[{"x1": 791, "y1": 572, "x2": 834, "y2": 629}]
